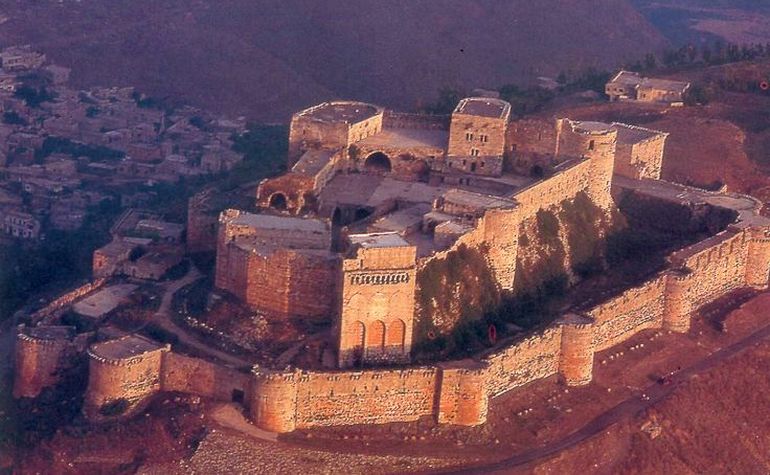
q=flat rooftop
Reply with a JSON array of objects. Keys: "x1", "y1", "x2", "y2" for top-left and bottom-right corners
[
  {"x1": 357, "y1": 127, "x2": 448, "y2": 151},
  {"x1": 319, "y1": 174, "x2": 448, "y2": 209},
  {"x1": 89, "y1": 334, "x2": 164, "y2": 361},
  {"x1": 23, "y1": 325, "x2": 75, "y2": 341},
  {"x1": 231, "y1": 212, "x2": 328, "y2": 234},
  {"x1": 349, "y1": 232, "x2": 411, "y2": 249},
  {"x1": 609, "y1": 70, "x2": 642, "y2": 87},
  {"x1": 292, "y1": 149, "x2": 334, "y2": 176},
  {"x1": 612, "y1": 123, "x2": 666, "y2": 144},
  {"x1": 569, "y1": 120, "x2": 614, "y2": 134},
  {"x1": 454, "y1": 97, "x2": 511, "y2": 119},
  {"x1": 369, "y1": 203, "x2": 432, "y2": 233},
  {"x1": 639, "y1": 77, "x2": 690, "y2": 93},
  {"x1": 72, "y1": 284, "x2": 138, "y2": 319},
  {"x1": 297, "y1": 101, "x2": 381, "y2": 124},
  {"x1": 442, "y1": 188, "x2": 517, "y2": 210}
]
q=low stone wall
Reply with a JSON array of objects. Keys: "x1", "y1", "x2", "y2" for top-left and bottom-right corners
[{"x1": 32, "y1": 278, "x2": 107, "y2": 323}]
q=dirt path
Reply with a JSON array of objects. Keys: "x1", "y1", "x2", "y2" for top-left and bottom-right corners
[
  {"x1": 151, "y1": 266, "x2": 250, "y2": 369},
  {"x1": 448, "y1": 322, "x2": 770, "y2": 474}
]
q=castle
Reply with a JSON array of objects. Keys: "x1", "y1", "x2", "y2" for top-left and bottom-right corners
[
  {"x1": 216, "y1": 98, "x2": 666, "y2": 368},
  {"x1": 13, "y1": 97, "x2": 770, "y2": 435}
]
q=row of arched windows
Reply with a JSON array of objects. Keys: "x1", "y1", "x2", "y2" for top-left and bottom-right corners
[{"x1": 350, "y1": 319, "x2": 406, "y2": 351}]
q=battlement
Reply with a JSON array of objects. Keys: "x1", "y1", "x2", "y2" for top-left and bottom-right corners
[{"x1": 87, "y1": 335, "x2": 169, "y2": 366}]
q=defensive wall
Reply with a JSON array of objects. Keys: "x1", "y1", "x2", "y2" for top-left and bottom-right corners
[
  {"x1": 30, "y1": 278, "x2": 107, "y2": 324},
  {"x1": 68, "y1": 209, "x2": 770, "y2": 432}
]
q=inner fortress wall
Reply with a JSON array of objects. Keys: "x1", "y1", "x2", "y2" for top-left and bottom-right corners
[
  {"x1": 288, "y1": 117, "x2": 349, "y2": 165},
  {"x1": 338, "y1": 244, "x2": 417, "y2": 367}
]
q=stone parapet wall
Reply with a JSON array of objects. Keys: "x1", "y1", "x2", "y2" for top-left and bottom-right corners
[
  {"x1": 31, "y1": 279, "x2": 107, "y2": 323},
  {"x1": 383, "y1": 111, "x2": 450, "y2": 131},
  {"x1": 589, "y1": 275, "x2": 667, "y2": 351}
]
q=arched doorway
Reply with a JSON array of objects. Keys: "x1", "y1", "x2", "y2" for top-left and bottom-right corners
[
  {"x1": 363, "y1": 152, "x2": 392, "y2": 173},
  {"x1": 268, "y1": 193, "x2": 287, "y2": 210}
]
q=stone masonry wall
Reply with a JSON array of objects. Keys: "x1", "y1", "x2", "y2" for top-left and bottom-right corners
[
  {"x1": 614, "y1": 132, "x2": 666, "y2": 180},
  {"x1": 162, "y1": 352, "x2": 249, "y2": 401},
  {"x1": 448, "y1": 114, "x2": 507, "y2": 159},
  {"x1": 84, "y1": 345, "x2": 169, "y2": 419},
  {"x1": 482, "y1": 327, "x2": 563, "y2": 397},
  {"x1": 588, "y1": 275, "x2": 667, "y2": 351},
  {"x1": 13, "y1": 332, "x2": 73, "y2": 398}
]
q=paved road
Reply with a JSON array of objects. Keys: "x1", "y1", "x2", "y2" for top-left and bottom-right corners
[{"x1": 445, "y1": 323, "x2": 770, "y2": 474}]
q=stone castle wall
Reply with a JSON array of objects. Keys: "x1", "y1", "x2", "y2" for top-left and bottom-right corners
[
  {"x1": 76, "y1": 217, "x2": 770, "y2": 431},
  {"x1": 244, "y1": 249, "x2": 339, "y2": 320},
  {"x1": 447, "y1": 114, "x2": 507, "y2": 159},
  {"x1": 162, "y1": 352, "x2": 249, "y2": 401},
  {"x1": 614, "y1": 131, "x2": 666, "y2": 180},
  {"x1": 588, "y1": 275, "x2": 667, "y2": 351},
  {"x1": 187, "y1": 189, "x2": 219, "y2": 253}
]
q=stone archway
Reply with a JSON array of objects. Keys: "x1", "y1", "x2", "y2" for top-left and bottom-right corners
[
  {"x1": 363, "y1": 152, "x2": 392, "y2": 173},
  {"x1": 268, "y1": 192, "x2": 288, "y2": 210}
]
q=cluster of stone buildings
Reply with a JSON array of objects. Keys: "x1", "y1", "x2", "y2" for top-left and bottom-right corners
[
  {"x1": 0, "y1": 45, "x2": 246, "y2": 242},
  {"x1": 92, "y1": 208, "x2": 185, "y2": 281},
  {"x1": 605, "y1": 70, "x2": 691, "y2": 104}
]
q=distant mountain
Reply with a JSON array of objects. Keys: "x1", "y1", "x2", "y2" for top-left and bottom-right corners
[{"x1": 0, "y1": 0, "x2": 668, "y2": 121}]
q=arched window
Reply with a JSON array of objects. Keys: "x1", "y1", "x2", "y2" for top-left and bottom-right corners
[
  {"x1": 367, "y1": 320, "x2": 386, "y2": 348},
  {"x1": 386, "y1": 319, "x2": 406, "y2": 349}
]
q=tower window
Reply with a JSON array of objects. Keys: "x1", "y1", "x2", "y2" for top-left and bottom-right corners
[
  {"x1": 465, "y1": 132, "x2": 474, "y2": 141},
  {"x1": 480, "y1": 134, "x2": 488, "y2": 143},
  {"x1": 470, "y1": 148, "x2": 480, "y2": 157},
  {"x1": 588, "y1": 140, "x2": 595, "y2": 151}
]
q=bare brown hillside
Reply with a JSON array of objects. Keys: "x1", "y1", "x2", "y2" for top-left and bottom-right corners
[{"x1": 0, "y1": 0, "x2": 667, "y2": 121}]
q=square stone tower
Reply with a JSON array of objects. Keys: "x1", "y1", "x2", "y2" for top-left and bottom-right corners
[
  {"x1": 337, "y1": 233, "x2": 417, "y2": 368},
  {"x1": 447, "y1": 97, "x2": 511, "y2": 177}
]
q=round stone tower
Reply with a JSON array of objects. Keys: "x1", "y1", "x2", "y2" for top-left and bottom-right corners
[
  {"x1": 249, "y1": 368, "x2": 299, "y2": 433},
  {"x1": 663, "y1": 269, "x2": 692, "y2": 333},
  {"x1": 83, "y1": 335, "x2": 169, "y2": 420},
  {"x1": 13, "y1": 325, "x2": 76, "y2": 398},
  {"x1": 558, "y1": 314, "x2": 595, "y2": 386}
]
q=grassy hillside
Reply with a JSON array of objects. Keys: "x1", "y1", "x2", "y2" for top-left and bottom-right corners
[{"x1": 0, "y1": 0, "x2": 667, "y2": 121}]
